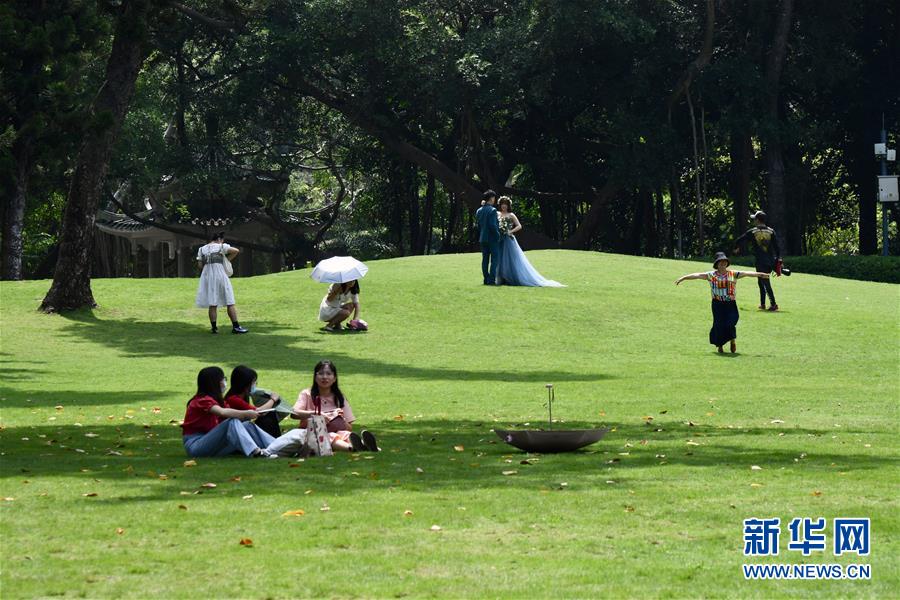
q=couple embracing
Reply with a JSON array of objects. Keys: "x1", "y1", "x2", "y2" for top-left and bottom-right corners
[{"x1": 475, "y1": 190, "x2": 564, "y2": 287}]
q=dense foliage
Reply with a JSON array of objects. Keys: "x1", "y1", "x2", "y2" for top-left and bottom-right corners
[{"x1": 2, "y1": 0, "x2": 898, "y2": 291}]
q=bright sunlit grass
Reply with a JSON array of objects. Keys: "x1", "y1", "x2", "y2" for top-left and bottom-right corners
[{"x1": 1, "y1": 250, "x2": 897, "y2": 598}]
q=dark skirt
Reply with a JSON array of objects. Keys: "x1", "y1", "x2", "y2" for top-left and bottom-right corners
[{"x1": 709, "y1": 300, "x2": 739, "y2": 346}]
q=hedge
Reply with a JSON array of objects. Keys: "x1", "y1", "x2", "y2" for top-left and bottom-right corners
[{"x1": 695, "y1": 255, "x2": 900, "y2": 284}]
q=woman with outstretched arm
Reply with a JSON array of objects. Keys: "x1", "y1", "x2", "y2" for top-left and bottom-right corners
[{"x1": 675, "y1": 252, "x2": 769, "y2": 354}]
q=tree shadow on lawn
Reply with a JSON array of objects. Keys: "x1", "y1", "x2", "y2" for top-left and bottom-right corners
[
  {"x1": 0, "y1": 387, "x2": 174, "y2": 408},
  {"x1": 55, "y1": 311, "x2": 611, "y2": 384},
  {"x1": 1, "y1": 419, "x2": 892, "y2": 502}
]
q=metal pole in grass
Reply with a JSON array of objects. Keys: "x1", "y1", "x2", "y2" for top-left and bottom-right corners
[
  {"x1": 880, "y1": 116, "x2": 889, "y2": 257},
  {"x1": 545, "y1": 384, "x2": 554, "y2": 429}
]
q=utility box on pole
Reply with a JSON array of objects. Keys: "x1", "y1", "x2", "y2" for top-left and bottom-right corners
[{"x1": 878, "y1": 175, "x2": 898, "y2": 203}]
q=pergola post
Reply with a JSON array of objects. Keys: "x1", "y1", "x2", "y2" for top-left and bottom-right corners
[
  {"x1": 270, "y1": 251, "x2": 283, "y2": 273},
  {"x1": 148, "y1": 242, "x2": 162, "y2": 278},
  {"x1": 239, "y1": 248, "x2": 254, "y2": 277},
  {"x1": 176, "y1": 245, "x2": 194, "y2": 278}
]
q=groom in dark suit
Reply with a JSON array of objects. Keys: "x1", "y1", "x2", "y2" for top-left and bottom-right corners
[{"x1": 475, "y1": 189, "x2": 501, "y2": 285}]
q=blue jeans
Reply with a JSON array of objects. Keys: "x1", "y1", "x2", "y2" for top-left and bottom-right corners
[
  {"x1": 183, "y1": 419, "x2": 275, "y2": 457},
  {"x1": 481, "y1": 240, "x2": 501, "y2": 284}
]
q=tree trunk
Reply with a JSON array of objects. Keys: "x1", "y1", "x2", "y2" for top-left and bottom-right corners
[
  {"x1": 407, "y1": 165, "x2": 422, "y2": 255},
  {"x1": 729, "y1": 130, "x2": 753, "y2": 239},
  {"x1": 669, "y1": 172, "x2": 683, "y2": 257},
  {"x1": 761, "y1": 0, "x2": 794, "y2": 250},
  {"x1": 559, "y1": 182, "x2": 620, "y2": 249},
  {"x1": 2, "y1": 150, "x2": 29, "y2": 280},
  {"x1": 849, "y1": 123, "x2": 879, "y2": 254},
  {"x1": 40, "y1": 0, "x2": 150, "y2": 311},
  {"x1": 686, "y1": 88, "x2": 704, "y2": 253},
  {"x1": 422, "y1": 173, "x2": 435, "y2": 253}
]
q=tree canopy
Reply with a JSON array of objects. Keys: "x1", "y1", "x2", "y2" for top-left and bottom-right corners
[{"x1": 1, "y1": 0, "x2": 897, "y2": 304}]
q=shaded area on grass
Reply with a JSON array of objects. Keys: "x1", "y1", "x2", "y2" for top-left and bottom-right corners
[
  {"x1": 0, "y1": 387, "x2": 176, "y2": 408},
  {"x1": 1, "y1": 419, "x2": 891, "y2": 503},
  {"x1": 54, "y1": 311, "x2": 612, "y2": 383}
]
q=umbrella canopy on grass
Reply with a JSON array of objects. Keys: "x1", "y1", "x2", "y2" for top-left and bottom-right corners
[
  {"x1": 311, "y1": 256, "x2": 369, "y2": 283},
  {"x1": 494, "y1": 428, "x2": 609, "y2": 453}
]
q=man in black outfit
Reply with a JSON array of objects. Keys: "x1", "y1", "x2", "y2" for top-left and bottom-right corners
[{"x1": 733, "y1": 211, "x2": 782, "y2": 311}]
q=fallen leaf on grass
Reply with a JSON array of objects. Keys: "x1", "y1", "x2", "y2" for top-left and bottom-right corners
[
  {"x1": 84, "y1": 433, "x2": 99, "y2": 438},
  {"x1": 403, "y1": 510, "x2": 413, "y2": 516},
  {"x1": 115, "y1": 528, "x2": 124, "y2": 535},
  {"x1": 83, "y1": 492, "x2": 98, "y2": 497},
  {"x1": 239, "y1": 538, "x2": 253, "y2": 547},
  {"x1": 200, "y1": 482, "x2": 217, "y2": 489},
  {"x1": 3, "y1": 497, "x2": 15, "y2": 501},
  {"x1": 750, "y1": 483, "x2": 763, "y2": 488},
  {"x1": 502, "y1": 470, "x2": 518, "y2": 476},
  {"x1": 453, "y1": 445, "x2": 464, "y2": 452},
  {"x1": 686, "y1": 441, "x2": 701, "y2": 446},
  {"x1": 152, "y1": 408, "x2": 161, "y2": 414},
  {"x1": 624, "y1": 506, "x2": 635, "y2": 513},
  {"x1": 430, "y1": 525, "x2": 442, "y2": 531},
  {"x1": 304, "y1": 490, "x2": 313, "y2": 495},
  {"x1": 183, "y1": 460, "x2": 197, "y2": 467},
  {"x1": 770, "y1": 419, "x2": 784, "y2": 424},
  {"x1": 520, "y1": 459, "x2": 532, "y2": 465},
  {"x1": 320, "y1": 504, "x2": 330, "y2": 512},
  {"x1": 282, "y1": 510, "x2": 305, "y2": 517},
  {"x1": 393, "y1": 415, "x2": 405, "y2": 421},
  {"x1": 750, "y1": 465, "x2": 762, "y2": 471},
  {"x1": 178, "y1": 504, "x2": 187, "y2": 510},
  {"x1": 242, "y1": 495, "x2": 253, "y2": 500},
  {"x1": 811, "y1": 490, "x2": 823, "y2": 497},
  {"x1": 288, "y1": 463, "x2": 302, "y2": 468},
  {"x1": 158, "y1": 475, "x2": 168, "y2": 480},
  {"x1": 415, "y1": 467, "x2": 424, "y2": 473},
  {"x1": 230, "y1": 476, "x2": 241, "y2": 482}
]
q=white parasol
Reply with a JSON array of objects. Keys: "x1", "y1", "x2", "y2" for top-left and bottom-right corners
[{"x1": 310, "y1": 256, "x2": 369, "y2": 283}]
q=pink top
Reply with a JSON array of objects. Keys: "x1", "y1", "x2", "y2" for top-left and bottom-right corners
[{"x1": 294, "y1": 389, "x2": 355, "y2": 424}]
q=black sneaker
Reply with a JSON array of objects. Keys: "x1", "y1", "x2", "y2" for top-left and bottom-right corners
[
  {"x1": 349, "y1": 432, "x2": 366, "y2": 452},
  {"x1": 232, "y1": 325, "x2": 249, "y2": 334},
  {"x1": 211, "y1": 328, "x2": 218, "y2": 334},
  {"x1": 361, "y1": 430, "x2": 380, "y2": 452}
]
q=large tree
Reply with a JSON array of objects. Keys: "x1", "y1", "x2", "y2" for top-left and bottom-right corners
[{"x1": 40, "y1": 0, "x2": 152, "y2": 311}]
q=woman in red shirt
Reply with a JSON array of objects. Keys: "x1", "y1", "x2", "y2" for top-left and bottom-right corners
[
  {"x1": 224, "y1": 365, "x2": 284, "y2": 437},
  {"x1": 182, "y1": 366, "x2": 275, "y2": 457}
]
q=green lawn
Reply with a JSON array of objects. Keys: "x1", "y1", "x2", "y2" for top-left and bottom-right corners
[{"x1": 1, "y1": 250, "x2": 898, "y2": 598}]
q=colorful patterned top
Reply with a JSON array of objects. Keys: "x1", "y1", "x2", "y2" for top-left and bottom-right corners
[{"x1": 707, "y1": 270, "x2": 737, "y2": 302}]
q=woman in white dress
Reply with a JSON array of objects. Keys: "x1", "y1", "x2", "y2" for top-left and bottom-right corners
[
  {"x1": 195, "y1": 232, "x2": 248, "y2": 334},
  {"x1": 318, "y1": 280, "x2": 360, "y2": 332}
]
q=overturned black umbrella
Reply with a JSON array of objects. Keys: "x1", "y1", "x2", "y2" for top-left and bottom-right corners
[{"x1": 494, "y1": 384, "x2": 609, "y2": 453}]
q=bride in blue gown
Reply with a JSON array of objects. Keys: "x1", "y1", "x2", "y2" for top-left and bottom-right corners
[{"x1": 495, "y1": 196, "x2": 565, "y2": 287}]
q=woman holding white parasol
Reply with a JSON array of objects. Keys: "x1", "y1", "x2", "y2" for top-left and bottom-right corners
[{"x1": 312, "y1": 256, "x2": 368, "y2": 332}]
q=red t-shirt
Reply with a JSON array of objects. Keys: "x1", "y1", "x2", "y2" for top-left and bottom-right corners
[
  {"x1": 224, "y1": 393, "x2": 254, "y2": 411},
  {"x1": 181, "y1": 394, "x2": 222, "y2": 436}
]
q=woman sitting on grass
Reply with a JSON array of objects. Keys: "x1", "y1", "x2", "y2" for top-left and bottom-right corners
[
  {"x1": 182, "y1": 366, "x2": 274, "y2": 457},
  {"x1": 675, "y1": 252, "x2": 770, "y2": 354},
  {"x1": 224, "y1": 365, "x2": 284, "y2": 438},
  {"x1": 318, "y1": 280, "x2": 361, "y2": 332},
  {"x1": 292, "y1": 360, "x2": 379, "y2": 452}
]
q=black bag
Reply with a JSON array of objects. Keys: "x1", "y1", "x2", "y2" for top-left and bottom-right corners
[{"x1": 254, "y1": 412, "x2": 282, "y2": 438}]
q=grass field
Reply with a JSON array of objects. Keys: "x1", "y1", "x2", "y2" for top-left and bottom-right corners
[{"x1": 1, "y1": 250, "x2": 898, "y2": 598}]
